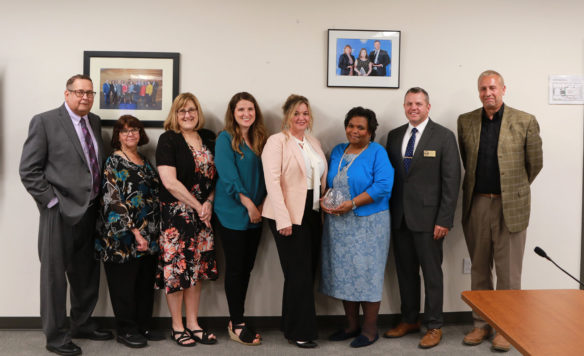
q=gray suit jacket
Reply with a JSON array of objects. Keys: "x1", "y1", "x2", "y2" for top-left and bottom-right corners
[
  {"x1": 20, "y1": 104, "x2": 105, "y2": 224},
  {"x1": 386, "y1": 119, "x2": 461, "y2": 232}
]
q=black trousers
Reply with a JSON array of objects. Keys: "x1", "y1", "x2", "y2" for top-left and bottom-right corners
[
  {"x1": 104, "y1": 254, "x2": 157, "y2": 335},
  {"x1": 393, "y1": 219, "x2": 444, "y2": 329},
  {"x1": 215, "y1": 220, "x2": 262, "y2": 325},
  {"x1": 38, "y1": 202, "x2": 100, "y2": 347},
  {"x1": 267, "y1": 190, "x2": 321, "y2": 341}
]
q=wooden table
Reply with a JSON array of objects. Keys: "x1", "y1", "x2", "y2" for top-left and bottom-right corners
[{"x1": 461, "y1": 289, "x2": 584, "y2": 356}]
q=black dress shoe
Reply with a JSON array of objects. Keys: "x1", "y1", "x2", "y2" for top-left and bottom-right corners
[
  {"x1": 328, "y1": 328, "x2": 361, "y2": 341},
  {"x1": 117, "y1": 333, "x2": 147, "y2": 348},
  {"x1": 288, "y1": 339, "x2": 318, "y2": 348},
  {"x1": 72, "y1": 328, "x2": 114, "y2": 340},
  {"x1": 46, "y1": 342, "x2": 82, "y2": 356},
  {"x1": 350, "y1": 333, "x2": 379, "y2": 348},
  {"x1": 141, "y1": 329, "x2": 166, "y2": 341}
]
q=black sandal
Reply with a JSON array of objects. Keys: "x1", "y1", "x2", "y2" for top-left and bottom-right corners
[
  {"x1": 187, "y1": 328, "x2": 217, "y2": 345},
  {"x1": 171, "y1": 329, "x2": 196, "y2": 347},
  {"x1": 228, "y1": 323, "x2": 261, "y2": 346}
]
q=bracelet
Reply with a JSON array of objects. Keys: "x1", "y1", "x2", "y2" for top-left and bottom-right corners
[
  {"x1": 205, "y1": 199, "x2": 213, "y2": 204},
  {"x1": 351, "y1": 200, "x2": 357, "y2": 210}
]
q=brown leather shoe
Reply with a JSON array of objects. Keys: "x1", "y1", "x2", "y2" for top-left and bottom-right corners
[
  {"x1": 419, "y1": 328, "x2": 442, "y2": 348},
  {"x1": 463, "y1": 326, "x2": 492, "y2": 345},
  {"x1": 383, "y1": 321, "x2": 421, "y2": 338},
  {"x1": 492, "y1": 333, "x2": 511, "y2": 352}
]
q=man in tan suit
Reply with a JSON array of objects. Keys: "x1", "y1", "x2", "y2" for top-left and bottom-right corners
[{"x1": 458, "y1": 70, "x2": 543, "y2": 352}]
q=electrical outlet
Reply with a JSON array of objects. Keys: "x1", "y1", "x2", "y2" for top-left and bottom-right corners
[{"x1": 463, "y1": 258, "x2": 472, "y2": 274}]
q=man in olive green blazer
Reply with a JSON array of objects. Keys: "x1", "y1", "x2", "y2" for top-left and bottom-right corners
[{"x1": 457, "y1": 70, "x2": 543, "y2": 352}]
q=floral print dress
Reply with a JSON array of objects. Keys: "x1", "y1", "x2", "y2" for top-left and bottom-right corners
[
  {"x1": 96, "y1": 153, "x2": 160, "y2": 263},
  {"x1": 155, "y1": 144, "x2": 218, "y2": 294}
]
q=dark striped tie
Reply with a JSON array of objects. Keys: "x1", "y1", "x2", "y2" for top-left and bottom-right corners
[
  {"x1": 79, "y1": 118, "x2": 100, "y2": 196},
  {"x1": 403, "y1": 127, "x2": 417, "y2": 173}
]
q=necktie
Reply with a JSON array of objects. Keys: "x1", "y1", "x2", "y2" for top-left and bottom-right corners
[
  {"x1": 79, "y1": 118, "x2": 100, "y2": 196},
  {"x1": 403, "y1": 127, "x2": 417, "y2": 173}
]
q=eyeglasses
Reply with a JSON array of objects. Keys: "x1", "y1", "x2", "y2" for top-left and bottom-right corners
[
  {"x1": 120, "y1": 128, "x2": 139, "y2": 135},
  {"x1": 177, "y1": 108, "x2": 197, "y2": 116},
  {"x1": 68, "y1": 89, "x2": 96, "y2": 98}
]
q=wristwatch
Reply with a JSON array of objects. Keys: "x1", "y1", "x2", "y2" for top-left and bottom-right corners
[{"x1": 351, "y1": 200, "x2": 357, "y2": 210}]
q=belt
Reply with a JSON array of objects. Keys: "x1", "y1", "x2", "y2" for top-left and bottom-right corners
[{"x1": 475, "y1": 193, "x2": 501, "y2": 199}]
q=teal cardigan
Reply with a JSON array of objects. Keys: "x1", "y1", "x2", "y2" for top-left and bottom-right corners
[
  {"x1": 327, "y1": 142, "x2": 394, "y2": 216},
  {"x1": 214, "y1": 131, "x2": 266, "y2": 230}
]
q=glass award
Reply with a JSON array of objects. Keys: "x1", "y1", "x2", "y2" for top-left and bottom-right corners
[{"x1": 322, "y1": 188, "x2": 349, "y2": 210}]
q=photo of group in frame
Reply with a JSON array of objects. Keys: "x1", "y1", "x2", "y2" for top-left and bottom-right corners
[
  {"x1": 84, "y1": 51, "x2": 179, "y2": 127},
  {"x1": 327, "y1": 29, "x2": 401, "y2": 88},
  {"x1": 100, "y1": 69, "x2": 162, "y2": 111}
]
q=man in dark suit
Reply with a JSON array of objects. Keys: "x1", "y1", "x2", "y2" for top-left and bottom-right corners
[
  {"x1": 20, "y1": 74, "x2": 113, "y2": 356},
  {"x1": 458, "y1": 70, "x2": 543, "y2": 352},
  {"x1": 384, "y1": 87, "x2": 461, "y2": 349},
  {"x1": 369, "y1": 40, "x2": 390, "y2": 76}
]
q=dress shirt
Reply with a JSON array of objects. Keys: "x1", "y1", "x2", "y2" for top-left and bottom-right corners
[
  {"x1": 64, "y1": 102, "x2": 100, "y2": 200},
  {"x1": 474, "y1": 105, "x2": 504, "y2": 194},
  {"x1": 401, "y1": 117, "x2": 430, "y2": 157},
  {"x1": 293, "y1": 136, "x2": 326, "y2": 186}
]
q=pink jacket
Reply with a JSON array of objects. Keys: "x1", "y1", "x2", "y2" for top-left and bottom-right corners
[{"x1": 261, "y1": 132, "x2": 327, "y2": 231}]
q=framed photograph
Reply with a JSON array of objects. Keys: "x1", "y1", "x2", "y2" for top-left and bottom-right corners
[
  {"x1": 83, "y1": 51, "x2": 179, "y2": 126},
  {"x1": 327, "y1": 29, "x2": 401, "y2": 88}
]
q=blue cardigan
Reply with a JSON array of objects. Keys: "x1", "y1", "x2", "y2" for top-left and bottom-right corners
[
  {"x1": 214, "y1": 131, "x2": 266, "y2": 230},
  {"x1": 327, "y1": 142, "x2": 394, "y2": 216}
]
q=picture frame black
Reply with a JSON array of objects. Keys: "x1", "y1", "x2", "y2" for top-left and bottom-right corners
[
  {"x1": 83, "y1": 51, "x2": 180, "y2": 127},
  {"x1": 327, "y1": 29, "x2": 400, "y2": 89}
]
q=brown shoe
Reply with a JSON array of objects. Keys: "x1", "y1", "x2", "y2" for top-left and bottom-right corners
[
  {"x1": 419, "y1": 328, "x2": 442, "y2": 349},
  {"x1": 492, "y1": 333, "x2": 511, "y2": 352},
  {"x1": 383, "y1": 321, "x2": 421, "y2": 338},
  {"x1": 463, "y1": 326, "x2": 492, "y2": 346}
]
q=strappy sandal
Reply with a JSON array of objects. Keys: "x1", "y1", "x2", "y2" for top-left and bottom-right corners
[
  {"x1": 228, "y1": 323, "x2": 261, "y2": 346},
  {"x1": 187, "y1": 328, "x2": 217, "y2": 345},
  {"x1": 171, "y1": 329, "x2": 196, "y2": 347}
]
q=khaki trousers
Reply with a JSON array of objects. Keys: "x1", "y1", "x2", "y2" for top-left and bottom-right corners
[{"x1": 463, "y1": 195, "x2": 527, "y2": 328}]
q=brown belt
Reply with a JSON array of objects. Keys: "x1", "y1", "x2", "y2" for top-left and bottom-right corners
[{"x1": 475, "y1": 193, "x2": 501, "y2": 198}]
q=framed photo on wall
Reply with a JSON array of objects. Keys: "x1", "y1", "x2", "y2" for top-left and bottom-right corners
[
  {"x1": 83, "y1": 51, "x2": 179, "y2": 126},
  {"x1": 327, "y1": 29, "x2": 401, "y2": 88}
]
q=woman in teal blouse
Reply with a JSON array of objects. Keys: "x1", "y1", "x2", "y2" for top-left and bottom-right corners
[{"x1": 214, "y1": 92, "x2": 268, "y2": 346}]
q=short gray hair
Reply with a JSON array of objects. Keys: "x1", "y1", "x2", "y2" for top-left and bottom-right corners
[{"x1": 478, "y1": 70, "x2": 504, "y2": 86}]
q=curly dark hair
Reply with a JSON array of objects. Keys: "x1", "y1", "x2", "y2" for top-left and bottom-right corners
[
  {"x1": 343, "y1": 106, "x2": 378, "y2": 141},
  {"x1": 111, "y1": 115, "x2": 149, "y2": 149}
]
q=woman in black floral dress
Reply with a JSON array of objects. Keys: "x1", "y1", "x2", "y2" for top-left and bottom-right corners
[
  {"x1": 155, "y1": 92, "x2": 218, "y2": 347},
  {"x1": 96, "y1": 115, "x2": 161, "y2": 348}
]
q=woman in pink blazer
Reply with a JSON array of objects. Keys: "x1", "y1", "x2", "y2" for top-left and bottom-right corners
[{"x1": 261, "y1": 94, "x2": 327, "y2": 348}]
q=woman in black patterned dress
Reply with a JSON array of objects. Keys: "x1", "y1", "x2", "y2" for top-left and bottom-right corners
[
  {"x1": 155, "y1": 93, "x2": 218, "y2": 346},
  {"x1": 97, "y1": 115, "x2": 161, "y2": 348}
]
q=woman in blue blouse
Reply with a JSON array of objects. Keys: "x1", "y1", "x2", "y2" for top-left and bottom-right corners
[
  {"x1": 214, "y1": 92, "x2": 268, "y2": 346},
  {"x1": 320, "y1": 107, "x2": 394, "y2": 348},
  {"x1": 97, "y1": 115, "x2": 161, "y2": 348}
]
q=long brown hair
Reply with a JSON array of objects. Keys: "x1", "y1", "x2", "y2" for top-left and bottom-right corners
[{"x1": 224, "y1": 92, "x2": 267, "y2": 156}]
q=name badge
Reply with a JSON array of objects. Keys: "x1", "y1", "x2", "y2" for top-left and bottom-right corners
[{"x1": 424, "y1": 150, "x2": 436, "y2": 157}]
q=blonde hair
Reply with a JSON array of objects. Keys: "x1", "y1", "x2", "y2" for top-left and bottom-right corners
[
  {"x1": 281, "y1": 94, "x2": 313, "y2": 134},
  {"x1": 163, "y1": 92, "x2": 205, "y2": 132},
  {"x1": 223, "y1": 92, "x2": 268, "y2": 156}
]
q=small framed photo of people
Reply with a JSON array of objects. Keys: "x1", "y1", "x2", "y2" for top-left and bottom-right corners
[
  {"x1": 327, "y1": 29, "x2": 401, "y2": 89},
  {"x1": 83, "y1": 51, "x2": 179, "y2": 127}
]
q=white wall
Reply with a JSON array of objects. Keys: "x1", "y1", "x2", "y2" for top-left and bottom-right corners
[{"x1": 1, "y1": 0, "x2": 582, "y2": 318}]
